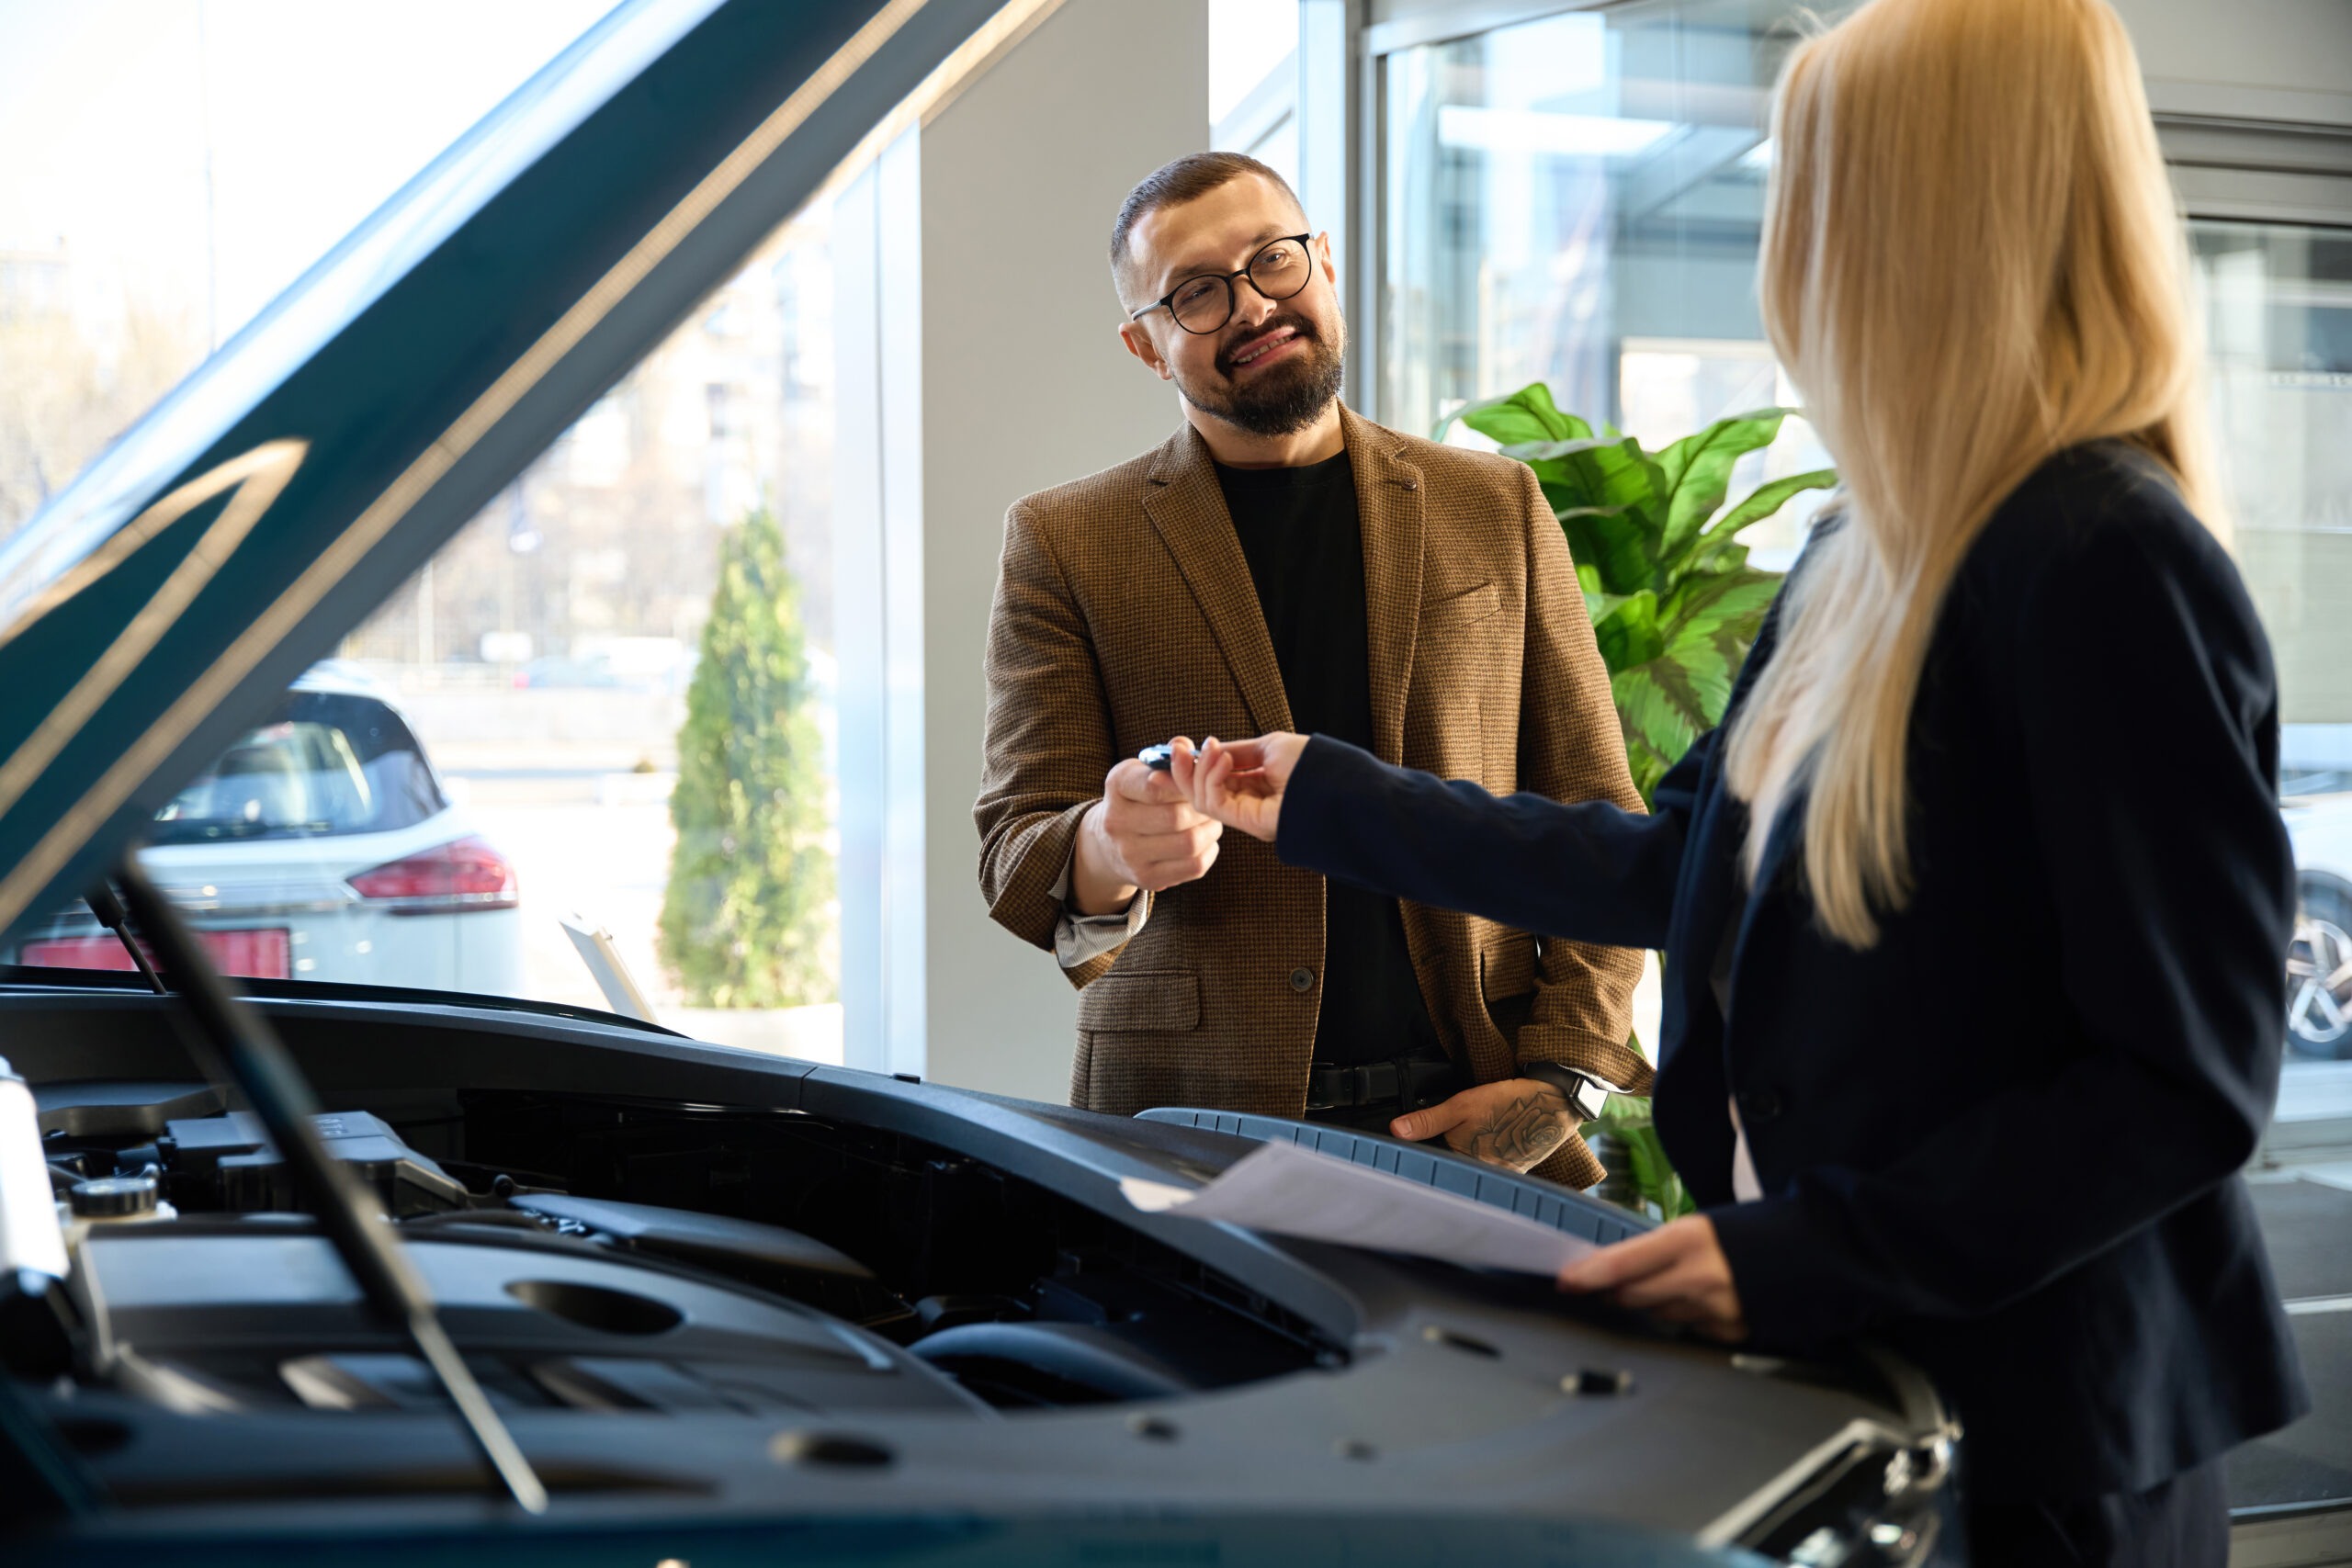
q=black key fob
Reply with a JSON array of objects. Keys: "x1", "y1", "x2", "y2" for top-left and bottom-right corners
[{"x1": 1137, "y1": 743, "x2": 1175, "y2": 772}]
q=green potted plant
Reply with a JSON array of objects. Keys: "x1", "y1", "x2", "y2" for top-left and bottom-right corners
[{"x1": 1440, "y1": 383, "x2": 1837, "y2": 1217}]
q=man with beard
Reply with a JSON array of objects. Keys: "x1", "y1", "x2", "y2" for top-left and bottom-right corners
[{"x1": 974, "y1": 152, "x2": 1649, "y2": 1186}]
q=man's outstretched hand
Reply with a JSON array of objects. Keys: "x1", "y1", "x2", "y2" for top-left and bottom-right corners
[
  {"x1": 1170, "y1": 732, "x2": 1308, "y2": 844},
  {"x1": 1069, "y1": 743, "x2": 1224, "y2": 915},
  {"x1": 1391, "y1": 1077, "x2": 1579, "y2": 1172}
]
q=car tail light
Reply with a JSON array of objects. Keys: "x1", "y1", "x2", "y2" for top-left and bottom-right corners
[{"x1": 347, "y1": 836, "x2": 518, "y2": 912}]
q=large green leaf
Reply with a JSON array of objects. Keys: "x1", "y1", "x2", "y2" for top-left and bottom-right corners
[
  {"x1": 1656, "y1": 410, "x2": 1789, "y2": 573},
  {"x1": 1685, "y1": 538, "x2": 1752, "y2": 579},
  {"x1": 1536, "y1": 439, "x2": 1668, "y2": 595},
  {"x1": 1598, "y1": 1095, "x2": 1696, "y2": 1219},
  {"x1": 1512, "y1": 434, "x2": 1661, "y2": 529},
  {"x1": 1660, "y1": 637, "x2": 1736, "y2": 730},
  {"x1": 1442, "y1": 383, "x2": 1591, "y2": 446},
  {"x1": 1708, "y1": 467, "x2": 1838, "y2": 541},
  {"x1": 1611, "y1": 662, "x2": 1702, "y2": 793},
  {"x1": 1653, "y1": 571, "x2": 1780, "y2": 731},
  {"x1": 1542, "y1": 435, "x2": 1665, "y2": 525},
  {"x1": 1590, "y1": 590, "x2": 1664, "y2": 672},
  {"x1": 1554, "y1": 505, "x2": 1656, "y2": 598},
  {"x1": 1504, "y1": 435, "x2": 1639, "y2": 465},
  {"x1": 1660, "y1": 567, "x2": 1782, "y2": 643},
  {"x1": 1654, "y1": 408, "x2": 1782, "y2": 498}
]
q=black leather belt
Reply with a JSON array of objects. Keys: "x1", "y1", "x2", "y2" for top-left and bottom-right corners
[{"x1": 1303, "y1": 1056, "x2": 1461, "y2": 1111}]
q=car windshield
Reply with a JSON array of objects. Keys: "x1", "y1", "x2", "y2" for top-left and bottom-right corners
[{"x1": 151, "y1": 690, "x2": 446, "y2": 846}]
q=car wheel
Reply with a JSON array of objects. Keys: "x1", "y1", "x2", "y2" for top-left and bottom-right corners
[{"x1": 2287, "y1": 882, "x2": 2352, "y2": 1061}]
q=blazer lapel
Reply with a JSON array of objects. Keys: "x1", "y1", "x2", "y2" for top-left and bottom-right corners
[
  {"x1": 1140, "y1": 424, "x2": 1293, "y2": 737},
  {"x1": 1343, "y1": 406, "x2": 1424, "y2": 765}
]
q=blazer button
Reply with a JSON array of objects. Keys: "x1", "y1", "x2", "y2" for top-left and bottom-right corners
[
  {"x1": 1289, "y1": 967, "x2": 1316, "y2": 993},
  {"x1": 1738, "y1": 1087, "x2": 1784, "y2": 1124}
]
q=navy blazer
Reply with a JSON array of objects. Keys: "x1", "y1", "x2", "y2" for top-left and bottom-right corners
[{"x1": 1277, "y1": 442, "x2": 2309, "y2": 1502}]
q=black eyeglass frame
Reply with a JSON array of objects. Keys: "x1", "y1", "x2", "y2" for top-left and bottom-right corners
[{"x1": 1128, "y1": 231, "x2": 1320, "y2": 335}]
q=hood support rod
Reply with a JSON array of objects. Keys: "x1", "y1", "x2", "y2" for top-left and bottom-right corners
[
  {"x1": 112, "y1": 855, "x2": 548, "y2": 1515},
  {"x1": 84, "y1": 882, "x2": 165, "y2": 995}
]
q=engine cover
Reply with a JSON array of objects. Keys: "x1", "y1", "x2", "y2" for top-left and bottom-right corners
[
  {"x1": 79, "y1": 1224, "x2": 987, "y2": 1419},
  {"x1": 161, "y1": 1109, "x2": 469, "y2": 1216}
]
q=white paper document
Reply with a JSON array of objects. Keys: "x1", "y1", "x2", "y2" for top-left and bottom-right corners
[{"x1": 1119, "y1": 1139, "x2": 1597, "y2": 1276}]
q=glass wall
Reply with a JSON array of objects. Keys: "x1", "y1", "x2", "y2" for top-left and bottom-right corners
[
  {"x1": 0, "y1": 5, "x2": 869, "y2": 1065},
  {"x1": 323, "y1": 204, "x2": 845, "y2": 1055},
  {"x1": 3, "y1": 201, "x2": 850, "y2": 1060},
  {"x1": 0, "y1": 0, "x2": 610, "y2": 541},
  {"x1": 2201, "y1": 219, "x2": 2352, "y2": 1062},
  {"x1": 2199, "y1": 221, "x2": 2352, "y2": 738},
  {"x1": 1381, "y1": 0, "x2": 1829, "y2": 568},
  {"x1": 1375, "y1": 0, "x2": 2352, "y2": 1072}
]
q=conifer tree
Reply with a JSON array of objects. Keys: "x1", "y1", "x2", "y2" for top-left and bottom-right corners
[{"x1": 659, "y1": 504, "x2": 834, "y2": 1007}]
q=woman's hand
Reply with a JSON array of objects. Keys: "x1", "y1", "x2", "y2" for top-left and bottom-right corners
[
  {"x1": 1556, "y1": 1214, "x2": 1747, "y2": 1343},
  {"x1": 1169, "y1": 732, "x2": 1307, "y2": 844}
]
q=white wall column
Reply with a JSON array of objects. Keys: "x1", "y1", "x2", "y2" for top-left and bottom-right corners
[
  {"x1": 916, "y1": 0, "x2": 1210, "y2": 1100},
  {"x1": 835, "y1": 126, "x2": 928, "y2": 1081}
]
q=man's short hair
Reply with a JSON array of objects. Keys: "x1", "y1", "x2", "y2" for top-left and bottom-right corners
[{"x1": 1109, "y1": 151, "x2": 1305, "y2": 306}]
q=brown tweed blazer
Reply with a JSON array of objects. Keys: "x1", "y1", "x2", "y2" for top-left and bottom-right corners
[{"x1": 975, "y1": 404, "x2": 1652, "y2": 1189}]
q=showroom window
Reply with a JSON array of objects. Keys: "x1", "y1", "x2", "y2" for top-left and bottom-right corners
[
  {"x1": 2196, "y1": 221, "x2": 2352, "y2": 747},
  {"x1": 319, "y1": 199, "x2": 848, "y2": 1055},
  {"x1": 1378, "y1": 0, "x2": 1830, "y2": 569},
  {"x1": 1371, "y1": 0, "x2": 2352, "y2": 1077},
  {"x1": 0, "y1": 0, "x2": 613, "y2": 538},
  {"x1": 0, "y1": 0, "x2": 884, "y2": 1065}
]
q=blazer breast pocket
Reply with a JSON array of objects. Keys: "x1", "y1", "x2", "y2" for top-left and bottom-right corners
[
  {"x1": 1076, "y1": 970, "x2": 1201, "y2": 1032},
  {"x1": 1422, "y1": 581, "x2": 1499, "y2": 634}
]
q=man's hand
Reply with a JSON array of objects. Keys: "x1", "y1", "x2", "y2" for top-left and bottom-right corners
[
  {"x1": 1390, "y1": 1077, "x2": 1577, "y2": 1172},
  {"x1": 1170, "y1": 732, "x2": 1308, "y2": 844},
  {"x1": 1557, "y1": 1215, "x2": 1747, "y2": 1343},
  {"x1": 1069, "y1": 742, "x2": 1224, "y2": 915}
]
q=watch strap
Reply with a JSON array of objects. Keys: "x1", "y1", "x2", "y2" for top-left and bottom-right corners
[{"x1": 1519, "y1": 1060, "x2": 1612, "y2": 1121}]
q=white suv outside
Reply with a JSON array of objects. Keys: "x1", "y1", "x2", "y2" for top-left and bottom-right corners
[
  {"x1": 2284, "y1": 795, "x2": 2352, "y2": 1060},
  {"x1": 6, "y1": 664, "x2": 523, "y2": 996}
]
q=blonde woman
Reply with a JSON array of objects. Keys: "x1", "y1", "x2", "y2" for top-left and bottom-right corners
[{"x1": 1171, "y1": 0, "x2": 2307, "y2": 1559}]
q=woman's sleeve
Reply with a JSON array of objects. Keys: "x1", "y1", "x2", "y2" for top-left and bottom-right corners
[
  {"x1": 1709, "y1": 498, "x2": 2295, "y2": 1348},
  {"x1": 1274, "y1": 728, "x2": 1708, "y2": 953}
]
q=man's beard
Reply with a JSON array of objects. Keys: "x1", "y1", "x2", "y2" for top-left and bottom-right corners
[{"x1": 1177, "y1": 312, "x2": 1346, "y2": 438}]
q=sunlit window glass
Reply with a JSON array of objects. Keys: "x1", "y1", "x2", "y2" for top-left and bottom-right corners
[{"x1": 1381, "y1": 1, "x2": 1831, "y2": 570}]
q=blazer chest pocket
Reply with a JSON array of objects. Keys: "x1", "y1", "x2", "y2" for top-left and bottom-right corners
[
  {"x1": 1424, "y1": 581, "x2": 1498, "y2": 633},
  {"x1": 1078, "y1": 970, "x2": 1200, "y2": 1032}
]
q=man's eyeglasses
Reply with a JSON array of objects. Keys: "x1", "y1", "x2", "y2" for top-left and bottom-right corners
[{"x1": 1131, "y1": 233, "x2": 1317, "y2": 335}]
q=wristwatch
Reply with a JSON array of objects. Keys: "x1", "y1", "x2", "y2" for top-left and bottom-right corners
[{"x1": 1518, "y1": 1061, "x2": 1616, "y2": 1122}]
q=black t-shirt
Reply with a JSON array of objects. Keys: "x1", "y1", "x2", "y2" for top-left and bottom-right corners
[{"x1": 1213, "y1": 452, "x2": 1445, "y2": 1070}]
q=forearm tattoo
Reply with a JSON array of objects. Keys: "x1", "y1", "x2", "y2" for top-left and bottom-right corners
[{"x1": 1450, "y1": 1086, "x2": 1572, "y2": 1169}]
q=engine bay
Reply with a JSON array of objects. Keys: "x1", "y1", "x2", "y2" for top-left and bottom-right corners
[
  {"x1": 26, "y1": 1080, "x2": 1340, "y2": 1427},
  {"x1": 0, "y1": 994, "x2": 1962, "y2": 1564}
]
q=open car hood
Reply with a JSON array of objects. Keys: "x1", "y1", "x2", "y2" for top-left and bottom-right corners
[{"x1": 0, "y1": 0, "x2": 1005, "y2": 947}]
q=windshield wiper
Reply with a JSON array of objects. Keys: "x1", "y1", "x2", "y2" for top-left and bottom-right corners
[{"x1": 111, "y1": 856, "x2": 548, "y2": 1514}]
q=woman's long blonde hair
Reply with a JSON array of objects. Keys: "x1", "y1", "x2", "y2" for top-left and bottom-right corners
[{"x1": 1724, "y1": 0, "x2": 2222, "y2": 946}]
